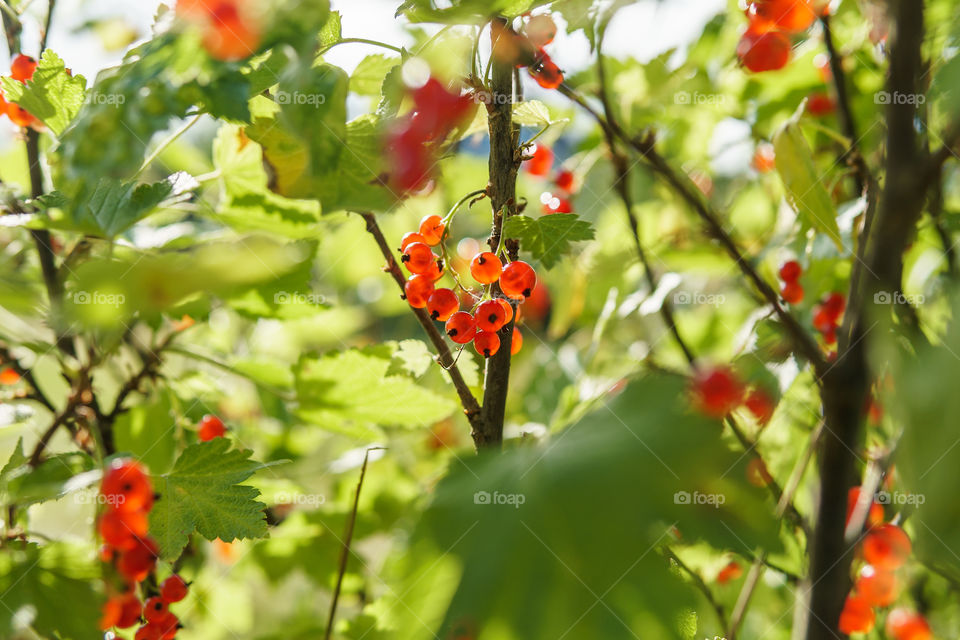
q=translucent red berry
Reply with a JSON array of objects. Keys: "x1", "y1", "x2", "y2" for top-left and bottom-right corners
[
  {"x1": 117, "y1": 536, "x2": 159, "y2": 583},
  {"x1": 886, "y1": 609, "x2": 933, "y2": 640},
  {"x1": 476, "y1": 300, "x2": 507, "y2": 332},
  {"x1": 753, "y1": 143, "x2": 776, "y2": 173},
  {"x1": 101, "y1": 458, "x2": 153, "y2": 513},
  {"x1": 405, "y1": 274, "x2": 436, "y2": 309},
  {"x1": 203, "y1": 1, "x2": 261, "y2": 61},
  {"x1": 421, "y1": 257, "x2": 445, "y2": 281},
  {"x1": 812, "y1": 305, "x2": 835, "y2": 333},
  {"x1": 496, "y1": 298, "x2": 514, "y2": 324},
  {"x1": 100, "y1": 596, "x2": 123, "y2": 630},
  {"x1": 427, "y1": 288, "x2": 460, "y2": 322},
  {"x1": 525, "y1": 144, "x2": 553, "y2": 176},
  {"x1": 99, "y1": 509, "x2": 148, "y2": 550},
  {"x1": 400, "y1": 231, "x2": 426, "y2": 251},
  {"x1": 136, "y1": 625, "x2": 163, "y2": 640},
  {"x1": 470, "y1": 252, "x2": 503, "y2": 284},
  {"x1": 445, "y1": 312, "x2": 477, "y2": 344},
  {"x1": 541, "y1": 193, "x2": 573, "y2": 214},
  {"x1": 778, "y1": 260, "x2": 801, "y2": 282},
  {"x1": 716, "y1": 560, "x2": 742, "y2": 584},
  {"x1": 846, "y1": 486, "x2": 884, "y2": 530},
  {"x1": 862, "y1": 523, "x2": 911, "y2": 570},
  {"x1": 143, "y1": 596, "x2": 169, "y2": 623},
  {"x1": 554, "y1": 169, "x2": 575, "y2": 192},
  {"x1": 823, "y1": 292, "x2": 845, "y2": 320},
  {"x1": 744, "y1": 388, "x2": 776, "y2": 425},
  {"x1": 10, "y1": 54, "x2": 37, "y2": 82},
  {"x1": 692, "y1": 366, "x2": 744, "y2": 418},
  {"x1": 151, "y1": 612, "x2": 180, "y2": 640},
  {"x1": 807, "y1": 91, "x2": 835, "y2": 116},
  {"x1": 529, "y1": 51, "x2": 564, "y2": 89},
  {"x1": 781, "y1": 280, "x2": 804, "y2": 304},
  {"x1": 511, "y1": 328, "x2": 523, "y2": 354},
  {"x1": 525, "y1": 14, "x2": 557, "y2": 48},
  {"x1": 198, "y1": 414, "x2": 226, "y2": 441},
  {"x1": 401, "y1": 242, "x2": 437, "y2": 275},
  {"x1": 838, "y1": 592, "x2": 875, "y2": 634},
  {"x1": 737, "y1": 28, "x2": 791, "y2": 73},
  {"x1": 419, "y1": 215, "x2": 445, "y2": 246},
  {"x1": 160, "y1": 575, "x2": 189, "y2": 603},
  {"x1": 855, "y1": 564, "x2": 898, "y2": 607},
  {"x1": 748, "y1": 0, "x2": 816, "y2": 33},
  {"x1": 499, "y1": 261, "x2": 537, "y2": 300},
  {"x1": 474, "y1": 331, "x2": 501, "y2": 357},
  {"x1": 117, "y1": 593, "x2": 143, "y2": 629}
]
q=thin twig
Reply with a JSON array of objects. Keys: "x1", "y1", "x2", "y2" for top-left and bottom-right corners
[
  {"x1": 357, "y1": 212, "x2": 485, "y2": 444},
  {"x1": 662, "y1": 546, "x2": 728, "y2": 631},
  {"x1": 324, "y1": 447, "x2": 382, "y2": 640}
]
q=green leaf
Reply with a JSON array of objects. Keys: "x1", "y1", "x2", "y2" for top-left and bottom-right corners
[
  {"x1": 318, "y1": 10, "x2": 342, "y2": 47},
  {"x1": 78, "y1": 177, "x2": 174, "y2": 237},
  {"x1": 773, "y1": 116, "x2": 843, "y2": 250},
  {"x1": 502, "y1": 213, "x2": 595, "y2": 268},
  {"x1": 0, "y1": 439, "x2": 98, "y2": 508},
  {"x1": 0, "y1": 50, "x2": 87, "y2": 136},
  {"x1": 295, "y1": 349, "x2": 455, "y2": 438},
  {"x1": 387, "y1": 376, "x2": 780, "y2": 638},
  {"x1": 350, "y1": 54, "x2": 400, "y2": 96},
  {"x1": 149, "y1": 439, "x2": 277, "y2": 560},
  {"x1": 0, "y1": 543, "x2": 102, "y2": 640},
  {"x1": 113, "y1": 393, "x2": 177, "y2": 473}
]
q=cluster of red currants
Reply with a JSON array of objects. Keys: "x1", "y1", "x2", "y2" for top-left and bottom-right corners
[
  {"x1": 812, "y1": 291, "x2": 845, "y2": 346},
  {"x1": 98, "y1": 460, "x2": 185, "y2": 639},
  {"x1": 0, "y1": 54, "x2": 40, "y2": 128},
  {"x1": 522, "y1": 143, "x2": 579, "y2": 214},
  {"x1": 690, "y1": 366, "x2": 777, "y2": 426},
  {"x1": 778, "y1": 259, "x2": 804, "y2": 304},
  {"x1": 492, "y1": 14, "x2": 563, "y2": 89},
  {"x1": 399, "y1": 215, "x2": 536, "y2": 358},
  {"x1": 177, "y1": 0, "x2": 260, "y2": 62},
  {"x1": 386, "y1": 78, "x2": 475, "y2": 193},
  {"x1": 736, "y1": 0, "x2": 824, "y2": 73},
  {"x1": 839, "y1": 488, "x2": 931, "y2": 638}
]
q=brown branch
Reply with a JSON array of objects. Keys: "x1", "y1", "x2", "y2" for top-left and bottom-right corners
[
  {"x1": 478, "y1": 16, "x2": 521, "y2": 449},
  {"x1": 39, "y1": 0, "x2": 55, "y2": 52},
  {"x1": 358, "y1": 212, "x2": 485, "y2": 445},
  {"x1": 803, "y1": 2, "x2": 929, "y2": 638},
  {"x1": 558, "y1": 84, "x2": 826, "y2": 371},
  {"x1": 324, "y1": 446, "x2": 381, "y2": 640},
  {"x1": 28, "y1": 357, "x2": 97, "y2": 466}
]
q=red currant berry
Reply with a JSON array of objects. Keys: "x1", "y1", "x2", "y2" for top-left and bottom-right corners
[
  {"x1": 846, "y1": 486, "x2": 884, "y2": 530},
  {"x1": 400, "y1": 231, "x2": 426, "y2": 251},
  {"x1": 525, "y1": 14, "x2": 557, "y2": 48},
  {"x1": 101, "y1": 458, "x2": 153, "y2": 513},
  {"x1": 474, "y1": 330, "x2": 501, "y2": 357},
  {"x1": 100, "y1": 596, "x2": 123, "y2": 630},
  {"x1": 525, "y1": 143, "x2": 553, "y2": 176},
  {"x1": 117, "y1": 536, "x2": 159, "y2": 583},
  {"x1": 778, "y1": 260, "x2": 801, "y2": 282},
  {"x1": 855, "y1": 564, "x2": 898, "y2": 607},
  {"x1": 821, "y1": 325, "x2": 837, "y2": 345},
  {"x1": 470, "y1": 252, "x2": 503, "y2": 284},
  {"x1": 511, "y1": 328, "x2": 523, "y2": 355},
  {"x1": 427, "y1": 288, "x2": 460, "y2": 321},
  {"x1": 135, "y1": 625, "x2": 163, "y2": 640},
  {"x1": 151, "y1": 611, "x2": 180, "y2": 640},
  {"x1": 405, "y1": 274, "x2": 436, "y2": 309},
  {"x1": 752, "y1": 143, "x2": 776, "y2": 173},
  {"x1": 143, "y1": 596, "x2": 169, "y2": 623},
  {"x1": 421, "y1": 257, "x2": 445, "y2": 281},
  {"x1": 529, "y1": 51, "x2": 564, "y2": 89},
  {"x1": 99, "y1": 509, "x2": 147, "y2": 550},
  {"x1": 99, "y1": 544, "x2": 115, "y2": 563},
  {"x1": 445, "y1": 312, "x2": 477, "y2": 344},
  {"x1": 160, "y1": 575, "x2": 189, "y2": 603},
  {"x1": 838, "y1": 592, "x2": 874, "y2": 634},
  {"x1": 10, "y1": 54, "x2": 37, "y2": 82},
  {"x1": 692, "y1": 366, "x2": 745, "y2": 418},
  {"x1": 541, "y1": 193, "x2": 573, "y2": 214},
  {"x1": 812, "y1": 304, "x2": 835, "y2": 333},
  {"x1": 203, "y1": 2, "x2": 260, "y2": 62},
  {"x1": 748, "y1": 0, "x2": 816, "y2": 33},
  {"x1": 476, "y1": 300, "x2": 508, "y2": 332},
  {"x1": 401, "y1": 242, "x2": 437, "y2": 275},
  {"x1": 744, "y1": 388, "x2": 776, "y2": 425},
  {"x1": 117, "y1": 594, "x2": 143, "y2": 629},
  {"x1": 863, "y1": 523, "x2": 911, "y2": 570},
  {"x1": 418, "y1": 214, "x2": 445, "y2": 245},
  {"x1": 496, "y1": 298, "x2": 514, "y2": 324},
  {"x1": 499, "y1": 261, "x2": 537, "y2": 300},
  {"x1": 781, "y1": 281, "x2": 804, "y2": 304},
  {"x1": 807, "y1": 91, "x2": 835, "y2": 116},
  {"x1": 716, "y1": 560, "x2": 743, "y2": 584},
  {"x1": 198, "y1": 414, "x2": 226, "y2": 441},
  {"x1": 737, "y1": 28, "x2": 791, "y2": 73},
  {"x1": 823, "y1": 292, "x2": 846, "y2": 320},
  {"x1": 554, "y1": 169, "x2": 575, "y2": 192},
  {"x1": 886, "y1": 609, "x2": 933, "y2": 640}
]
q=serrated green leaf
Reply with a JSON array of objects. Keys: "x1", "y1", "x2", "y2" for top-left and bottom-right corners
[
  {"x1": 393, "y1": 339, "x2": 434, "y2": 377},
  {"x1": 502, "y1": 213, "x2": 595, "y2": 268},
  {"x1": 0, "y1": 50, "x2": 87, "y2": 136},
  {"x1": 350, "y1": 54, "x2": 400, "y2": 96},
  {"x1": 78, "y1": 177, "x2": 174, "y2": 237},
  {"x1": 773, "y1": 117, "x2": 842, "y2": 250},
  {"x1": 0, "y1": 439, "x2": 98, "y2": 508},
  {"x1": 295, "y1": 349, "x2": 455, "y2": 437},
  {"x1": 318, "y1": 10, "x2": 342, "y2": 47},
  {"x1": 149, "y1": 439, "x2": 277, "y2": 560}
]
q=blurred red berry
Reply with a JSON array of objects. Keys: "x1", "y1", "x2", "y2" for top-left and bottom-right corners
[{"x1": 737, "y1": 28, "x2": 791, "y2": 72}]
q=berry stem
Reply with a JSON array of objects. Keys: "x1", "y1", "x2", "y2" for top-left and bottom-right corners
[
  {"x1": 317, "y1": 37, "x2": 404, "y2": 55},
  {"x1": 358, "y1": 212, "x2": 486, "y2": 443}
]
